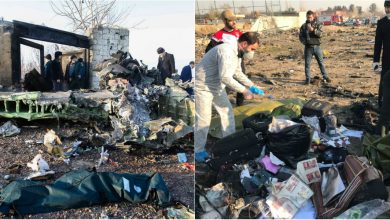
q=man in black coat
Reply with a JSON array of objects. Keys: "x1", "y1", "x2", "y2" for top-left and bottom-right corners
[
  {"x1": 64, "y1": 55, "x2": 77, "y2": 91},
  {"x1": 157, "y1": 47, "x2": 175, "y2": 85},
  {"x1": 375, "y1": 0, "x2": 390, "y2": 135},
  {"x1": 299, "y1": 10, "x2": 331, "y2": 85},
  {"x1": 51, "y1": 51, "x2": 64, "y2": 91}
]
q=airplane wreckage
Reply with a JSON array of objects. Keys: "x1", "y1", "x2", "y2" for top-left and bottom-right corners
[{"x1": 0, "y1": 51, "x2": 195, "y2": 149}]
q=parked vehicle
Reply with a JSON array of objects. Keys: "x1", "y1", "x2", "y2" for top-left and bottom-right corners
[
  {"x1": 318, "y1": 14, "x2": 343, "y2": 25},
  {"x1": 343, "y1": 19, "x2": 354, "y2": 26},
  {"x1": 371, "y1": 16, "x2": 379, "y2": 25},
  {"x1": 318, "y1": 15, "x2": 332, "y2": 25},
  {"x1": 343, "y1": 19, "x2": 362, "y2": 26},
  {"x1": 331, "y1": 15, "x2": 343, "y2": 25}
]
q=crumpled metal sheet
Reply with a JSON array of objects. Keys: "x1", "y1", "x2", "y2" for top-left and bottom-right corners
[
  {"x1": 92, "y1": 51, "x2": 194, "y2": 148},
  {"x1": 0, "y1": 121, "x2": 20, "y2": 137},
  {"x1": 98, "y1": 64, "x2": 131, "y2": 77},
  {"x1": 93, "y1": 58, "x2": 118, "y2": 71}
]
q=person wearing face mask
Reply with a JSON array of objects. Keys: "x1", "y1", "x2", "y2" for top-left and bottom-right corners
[
  {"x1": 157, "y1": 47, "x2": 176, "y2": 85},
  {"x1": 299, "y1": 10, "x2": 331, "y2": 85},
  {"x1": 375, "y1": 0, "x2": 390, "y2": 135},
  {"x1": 205, "y1": 9, "x2": 248, "y2": 106},
  {"x1": 194, "y1": 32, "x2": 265, "y2": 162}
]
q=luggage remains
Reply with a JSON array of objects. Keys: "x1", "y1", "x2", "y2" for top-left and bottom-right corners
[{"x1": 196, "y1": 99, "x2": 387, "y2": 219}]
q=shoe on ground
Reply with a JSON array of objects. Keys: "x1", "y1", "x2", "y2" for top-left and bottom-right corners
[
  {"x1": 323, "y1": 77, "x2": 332, "y2": 83},
  {"x1": 304, "y1": 79, "x2": 311, "y2": 85}
]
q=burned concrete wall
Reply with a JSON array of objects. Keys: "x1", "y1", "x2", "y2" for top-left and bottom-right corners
[
  {"x1": 0, "y1": 22, "x2": 13, "y2": 87},
  {"x1": 87, "y1": 27, "x2": 129, "y2": 90}
]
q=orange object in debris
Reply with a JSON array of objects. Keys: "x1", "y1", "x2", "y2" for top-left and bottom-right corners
[{"x1": 181, "y1": 163, "x2": 195, "y2": 171}]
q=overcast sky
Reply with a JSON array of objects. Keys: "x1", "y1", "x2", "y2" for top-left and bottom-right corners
[
  {"x1": 0, "y1": 0, "x2": 195, "y2": 71},
  {"x1": 196, "y1": 0, "x2": 386, "y2": 14}
]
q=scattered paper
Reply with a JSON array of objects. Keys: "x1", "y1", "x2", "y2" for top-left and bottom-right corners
[
  {"x1": 270, "y1": 152, "x2": 286, "y2": 166},
  {"x1": 278, "y1": 174, "x2": 313, "y2": 206},
  {"x1": 293, "y1": 200, "x2": 316, "y2": 219},
  {"x1": 296, "y1": 158, "x2": 321, "y2": 184},
  {"x1": 327, "y1": 140, "x2": 336, "y2": 147},
  {"x1": 26, "y1": 154, "x2": 55, "y2": 180},
  {"x1": 27, "y1": 154, "x2": 49, "y2": 172},
  {"x1": 339, "y1": 125, "x2": 364, "y2": 138},
  {"x1": 267, "y1": 195, "x2": 298, "y2": 219},
  {"x1": 267, "y1": 174, "x2": 313, "y2": 219},
  {"x1": 97, "y1": 147, "x2": 109, "y2": 167}
]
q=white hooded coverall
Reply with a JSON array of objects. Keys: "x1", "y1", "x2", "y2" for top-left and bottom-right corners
[{"x1": 195, "y1": 43, "x2": 254, "y2": 153}]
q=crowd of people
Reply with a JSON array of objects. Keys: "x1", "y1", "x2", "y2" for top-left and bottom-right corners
[
  {"x1": 42, "y1": 47, "x2": 194, "y2": 93},
  {"x1": 43, "y1": 51, "x2": 87, "y2": 91}
]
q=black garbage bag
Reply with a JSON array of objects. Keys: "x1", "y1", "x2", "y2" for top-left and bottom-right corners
[
  {"x1": 196, "y1": 162, "x2": 218, "y2": 188},
  {"x1": 209, "y1": 129, "x2": 263, "y2": 169},
  {"x1": 266, "y1": 124, "x2": 312, "y2": 168},
  {"x1": 242, "y1": 112, "x2": 272, "y2": 134}
]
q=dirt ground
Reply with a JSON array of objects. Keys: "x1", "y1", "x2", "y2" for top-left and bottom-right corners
[
  {"x1": 196, "y1": 25, "x2": 380, "y2": 127},
  {"x1": 0, "y1": 119, "x2": 194, "y2": 219}
]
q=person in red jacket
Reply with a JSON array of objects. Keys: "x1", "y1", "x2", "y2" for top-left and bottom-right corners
[
  {"x1": 205, "y1": 10, "x2": 247, "y2": 106},
  {"x1": 205, "y1": 10, "x2": 243, "y2": 53}
]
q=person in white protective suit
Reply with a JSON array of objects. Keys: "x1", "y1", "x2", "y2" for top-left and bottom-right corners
[{"x1": 195, "y1": 32, "x2": 265, "y2": 162}]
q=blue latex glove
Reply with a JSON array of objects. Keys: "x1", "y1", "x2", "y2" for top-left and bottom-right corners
[
  {"x1": 250, "y1": 86, "x2": 265, "y2": 95},
  {"x1": 195, "y1": 151, "x2": 209, "y2": 162}
]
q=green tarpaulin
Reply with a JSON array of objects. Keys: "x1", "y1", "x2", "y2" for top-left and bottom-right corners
[
  {"x1": 0, "y1": 170, "x2": 171, "y2": 215},
  {"x1": 209, "y1": 98, "x2": 307, "y2": 138}
]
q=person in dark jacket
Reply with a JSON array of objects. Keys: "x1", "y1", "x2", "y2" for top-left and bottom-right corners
[
  {"x1": 44, "y1": 54, "x2": 52, "y2": 81},
  {"x1": 51, "y1": 51, "x2": 63, "y2": 91},
  {"x1": 373, "y1": 0, "x2": 390, "y2": 108},
  {"x1": 180, "y1": 61, "x2": 194, "y2": 82},
  {"x1": 64, "y1": 55, "x2": 77, "y2": 91},
  {"x1": 299, "y1": 10, "x2": 331, "y2": 85},
  {"x1": 157, "y1": 47, "x2": 175, "y2": 85},
  {"x1": 375, "y1": 0, "x2": 390, "y2": 135},
  {"x1": 180, "y1": 61, "x2": 195, "y2": 95},
  {"x1": 69, "y1": 58, "x2": 86, "y2": 90}
]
